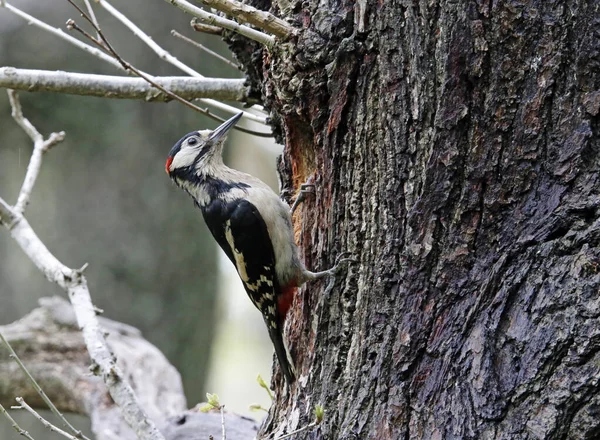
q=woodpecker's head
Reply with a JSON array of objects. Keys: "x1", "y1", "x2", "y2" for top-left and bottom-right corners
[{"x1": 165, "y1": 112, "x2": 243, "y2": 180}]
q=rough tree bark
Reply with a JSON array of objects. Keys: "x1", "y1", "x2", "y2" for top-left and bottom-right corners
[{"x1": 234, "y1": 1, "x2": 600, "y2": 438}]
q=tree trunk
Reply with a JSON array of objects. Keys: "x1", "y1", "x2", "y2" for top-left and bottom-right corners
[{"x1": 246, "y1": 0, "x2": 600, "y2": 438}]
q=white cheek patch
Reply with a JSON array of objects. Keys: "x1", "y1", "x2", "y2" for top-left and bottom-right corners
[{"x1": 170, "y1": 147, "x2": 199, "y2": 171}]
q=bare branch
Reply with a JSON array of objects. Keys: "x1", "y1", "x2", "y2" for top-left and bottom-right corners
[
  {"x1": 93, "y1": 0, "x2": 267, "y2": 124},
  {"x1": 13, "y1": 398, "x2": 79, "y2": 440},
  {"x1": 171, "y1": 31, "x2": 240, "y2": 69},
  {"x1": 0, "y1": 109, "x2": 165, "y2": 437},
  {"x1": 0, "y1": 68, "x2": 250, "y2": 102},
  {"x1": 0, "y1": 403, "x2": 36, "y2": 440},
  {"x1": 7, "y1": 88, "x2": 41, "y2": 143},
  {"x1": 1, "y1": 98, "x2": 162, "y2": 434},
  {"x1": 0, "y1": 199, "x2": 167, "y2": 440},
  {"x1": 7, "y1": 91, "x2": 66, "y2": 214},
  {"x1": 7, "y1": 90, "x2": 65, "y2": 212},
  {"x1": 190, "y1": 18, "x2": 223, "y2": 35},
  {"x1": 3, "y1": 1, "x2": 267, "y2": 126},
  {"x1": 14, "y1": 129, "x2": 65, "y2": 214},
  {"x1": 197, "y1": 0, "x2": 296, "y2": 39},
  {"x1": 165, "y1": 0, "x2": 276, "y2": 48},
  {"x1": 0, "y1": 329, "x2": 89, "y2": 440},
  {"x1": 1, "y1": 2, "x2": 124, "y2": 72}
]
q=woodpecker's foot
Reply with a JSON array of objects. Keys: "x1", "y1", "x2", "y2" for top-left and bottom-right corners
[
  {"x1": 302, "y1": 252, "x2": 356, "y2": 282},
  {"x1": 290, "y1": 183, "x2": 316, "y2": 215}
]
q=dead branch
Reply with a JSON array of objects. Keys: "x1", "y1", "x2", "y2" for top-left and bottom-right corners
[
  {"x1": 165, "y1": 0, "x2": 276, "y2": 48},
  {"x1": 197, "y1": 0, "x2": 296, "y2": 39},
  {"x1": 0, "y1": 68, "x2": 249, "y2": 102},
  {"x1": 7, "y1": 91, "x2": 66, "y2": 214}
]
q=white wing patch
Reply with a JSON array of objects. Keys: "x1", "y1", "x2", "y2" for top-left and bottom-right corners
[{"x1": 224, "y1": 220, "x2": 250, "y2": 283}]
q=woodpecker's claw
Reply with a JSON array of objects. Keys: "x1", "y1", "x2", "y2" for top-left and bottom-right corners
[
  {"x1": 290, "y1": 183, "x2": 316, "y2": 215},
  {"x1": 301, "y1": 252, "x2": 356, "y2": 284},
  {"x1": 322, "y1": 254, "x2": 356, "y2": 295},
  {"x1": 333, "y1": 252, "x2": 356, "y2": 271}
]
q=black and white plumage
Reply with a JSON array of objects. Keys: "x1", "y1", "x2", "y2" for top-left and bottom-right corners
[{"x1": 166, "y1": 113, "x2": 342, "y2": 385}]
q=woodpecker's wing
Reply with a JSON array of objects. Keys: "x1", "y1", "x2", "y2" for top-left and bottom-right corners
[
  {"x1": 201, "y1": 199, "x2": 296, "y2": 384},
  {"x1": 202, "y1": 199, "x2": 278, "y2": 310}
]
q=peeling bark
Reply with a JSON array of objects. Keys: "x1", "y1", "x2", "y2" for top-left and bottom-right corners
[{"x1": 240, "y1": 0, "x2": 600, "y2": 438}]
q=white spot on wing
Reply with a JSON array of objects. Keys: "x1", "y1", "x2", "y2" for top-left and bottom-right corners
[{"x1": 224, "y1": 220, "x2": 250, "y2": 283}]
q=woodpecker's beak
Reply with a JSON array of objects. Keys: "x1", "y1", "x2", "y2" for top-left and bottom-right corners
[{"x1": 208, "y1": 112, "x2": 243, "y2": 143}]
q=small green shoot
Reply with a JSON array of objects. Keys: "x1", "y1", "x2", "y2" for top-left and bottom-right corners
[
  {"x1": 256, "y1": 373, "x2": 274, "y2": 400},
  {"x1": 198, "y1": 393, "x2": 221, "y2": 412},
  {"x1": 314, "y1": 404, "x2": 324, "y2": 424}
]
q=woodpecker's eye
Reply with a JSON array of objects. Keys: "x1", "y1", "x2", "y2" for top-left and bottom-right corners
[{"x1": 187, "y1": 138, "x2": 198, "y2": 146}]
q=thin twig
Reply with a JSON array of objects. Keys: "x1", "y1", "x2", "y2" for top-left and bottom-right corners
[
  {"x1": 82, "y1": 0, "x2": 100, "y2": 39},
  {"x1": 0, "y1": 403, "x2": 36, "y2": 440},
  {"x1": 92, "y1": 0, "x2": 267, "y2": 124},
  {"x1": 13, "y1": 398, "x2": 79, "y2": 440},
  {"x1": 8, "y1": 91, "x2": 66, "y2": 214},
  {"x1": 197, "y1": 0, "x2": 296, "y2": 39},
  {"x1": 65, "y1": 19, "x2": 107, "y2": 52},
  {"x1": 171, "y1": 30, "x2": 240, "y2": 69},
  {"x1": 0, "y1": 330, "x2": 88, "y2": 440},
  {"x1": 1, "y1": 2, "x2": 124, "y2": 72},
  {"x1": 276, "y1": 421, "x2": 318, "y2": 440},
  {"x1": 64, "y1": 4, "x2": 272, "y2": 137},
  {"x1": 165, "y1": 0, "x2": 276, "y2": 48},
  {"x1": 220, "y1": 405, "x2": 226, "y2": 440}
]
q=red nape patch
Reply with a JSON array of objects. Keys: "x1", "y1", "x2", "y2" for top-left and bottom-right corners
[
  {"x1": 277, "y1": 286, "x2": 297, "y2": 320},
  {"x1": 165, "y1": 157, "x2": 173, "y2": 174}
]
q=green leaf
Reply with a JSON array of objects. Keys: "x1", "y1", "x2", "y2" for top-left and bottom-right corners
[
  {"x1": 198, "y1": 403, "x2": 213, "y2": 413},
  {"x1": 206, "y1": 393, "x2": 220, "y2": 408}
]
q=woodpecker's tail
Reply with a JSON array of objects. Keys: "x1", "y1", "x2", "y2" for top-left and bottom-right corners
[{"x1": 266, "y1": 321, "x2": 296, "y2": 385}]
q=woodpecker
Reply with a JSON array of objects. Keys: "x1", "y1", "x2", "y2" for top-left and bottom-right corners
[{"x1": 166, "y1": 112, "x2": 346, "y2": 385}]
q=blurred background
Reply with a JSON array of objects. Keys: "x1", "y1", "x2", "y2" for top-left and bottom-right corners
[{"x1": 0, "y1": 1, "x2": 280, "y2": 438}]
